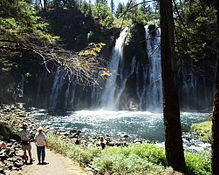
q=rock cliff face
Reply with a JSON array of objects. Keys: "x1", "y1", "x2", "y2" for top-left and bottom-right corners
[
  {"x1": 116, "y1": 24, "x2": 148, "y2": 110},
  {"x1": 0, "y1": 23, "x2": 215, "y2": 111}
]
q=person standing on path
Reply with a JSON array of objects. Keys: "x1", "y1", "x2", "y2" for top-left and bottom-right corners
[
  {"x1": 19, "y1": 123, "x2": 33, "y2": 164},
  {"x1": 34, "y1": 127, "x2": 48, "y2": 165}
]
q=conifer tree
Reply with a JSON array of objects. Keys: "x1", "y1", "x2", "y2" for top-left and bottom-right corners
[
  {"x1": 110, "y1": 0, "x2": 114, "y2": 14},
  {"x1": 212, "y1": 2, "x2": 219, "y2": 175},
  {"x1": 159, "y1": 0, "x2": 186, "y2": 172}
]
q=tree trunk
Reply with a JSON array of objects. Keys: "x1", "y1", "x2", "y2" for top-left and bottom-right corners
[
  {"x1": 211, "y1": 1, "x2": 219, "y2": 175},
  {"x1": 159, "y1": 0, "x2": 186, "y2": 172}
]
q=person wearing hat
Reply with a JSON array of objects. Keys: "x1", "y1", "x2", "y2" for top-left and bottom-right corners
[
  {"x1": 34, "y1": 127, "x2": 47, "y2": 165},
  {"x1": 19, "y1": 123, "x2": 33, "y2": 164}
]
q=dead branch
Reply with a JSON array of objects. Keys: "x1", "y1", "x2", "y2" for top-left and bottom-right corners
[{"x1": 0, "y1": 34, "x2": 107, "y2": 86}]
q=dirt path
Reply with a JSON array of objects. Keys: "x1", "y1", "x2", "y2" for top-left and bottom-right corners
[{"x1": 11, "y1": 143, "x2": 89, "y2": 175}]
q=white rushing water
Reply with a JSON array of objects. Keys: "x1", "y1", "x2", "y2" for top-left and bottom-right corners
[
  {"x1": 32, "y1": 110, "x2": 209, "y2": 143},
  {"x1": 100, "y1": 26, "x2": 163, "y2": 111},
  {"x1": 100, "y1": 28, "x2": 128, "y2": 110},
  {"x1": 46, "y1": 25, "x2": 214, "y2": 111},
  {"x1": 144, "y1": 26, "x2": 162, "y2": 110}
]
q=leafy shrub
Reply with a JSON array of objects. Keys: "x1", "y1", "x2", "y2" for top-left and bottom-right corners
[
  {"x1": 47, "y1": 134, "x2": 211, "y2": 175},
  {"x1": 191, "y1": 121, "x2": 211, "y2": 142},
  {"x1": 92, "y1": 144, "x2": 168, "y2": 174},
  {"x1": 47, "y1": 134, "x2": 73, "y2": 156},
  {"x1": 68, "y1": 145, "x2": 101, "y2": 164},
  {"x1": 185, "y1": 151, "x2": 211, "y2": 175}
]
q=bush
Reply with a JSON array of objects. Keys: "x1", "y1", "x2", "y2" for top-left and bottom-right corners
[
  {"x1": 185, "y1": 151, "x2": 211, "y2": 175},
  {"x1": 92, "y1": 144, "x2": 169, "y2": 175},
  {"x1": 47, "y1": 134, "x2": 211, "y2": 175},
  {"x1": 191, "y1": 121, "x2": 211, "y2": 142}
]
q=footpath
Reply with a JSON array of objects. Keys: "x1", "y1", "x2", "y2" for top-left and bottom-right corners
[{"x1": 10, "y1": 143, "x2": 89, "y2": 175}]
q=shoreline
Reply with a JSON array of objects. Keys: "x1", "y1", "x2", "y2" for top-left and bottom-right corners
[
  {"x1": 0, "y1": 104, "x2": 211, "y2": 175},
  {"x1": 29, "y1": 107, "x2": 211, "y2": 152}
]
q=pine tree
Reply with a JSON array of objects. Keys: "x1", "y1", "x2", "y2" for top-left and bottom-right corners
[
  {"x1": 115, "y1": 3, "x2": 125, "y2": 17},
  {"x1": 110, "y1": 0, "x2": 114, "y2": 13},
  {"x1": 212, "y1": 2, "x2": 219, "y2": 175},
  {"x1": 159, "y1": 0, "x2": 186, "y2": 172}
]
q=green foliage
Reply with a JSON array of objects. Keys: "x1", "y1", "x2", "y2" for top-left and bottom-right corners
[
  {"x1": 115, "y1": 3, "x2": 126, "y2": 18},
  {"x1": 68, "y1": 145, "x2": 101, "y2": 164},
  {"x1": 47, "y1": 134, "x2": 101, "y2": 164},
  {"x1": 0, "y1": 0, "x2": 58, "y2": 43},
  {"x1": 91, "y1": 2, "x2": 114, "y2": 27},
  {"x1": 174, "y1": 0, "x2": 216, "y2": 69},
  {"x1": 185, "y1": 151, "x2": 211, "y2": 175},
  {"x1": 191, "y1": 121, "x2": 212, "y2": 142},
  {"x1": 0, "y1": 123, "x2": 13, "y2": 140},
  {"x1": 47, "y1": 134, "x2": 211, "y2": 175},
  {"x1": 49, "y1": 0, "x2": 78, "y2": 9},
  {"x1": 47, "y1": 134, "x2": 74, "y2": 156},
  {"x1": 92, "y1": 144, "x2": 172, "y2": 175}
]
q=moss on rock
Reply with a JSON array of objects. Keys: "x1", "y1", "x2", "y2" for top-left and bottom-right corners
[
  {"x1": 191, "y1": 121, "x2": 211, "y2": 142},
  {"x1": 123, "y1": 23, "x2": 148, "y2": 66}
]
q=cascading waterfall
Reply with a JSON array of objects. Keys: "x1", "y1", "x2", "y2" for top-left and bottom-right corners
[
  {"x1": 49, "y1": 67, "x2": 67, "y2": 110},
  {"x1": 46, "y1": 25, "x2": 214, "y2": 111},
  {"x1": 100, "y1": 28, "x2": 128, "y2": 110},
  {"x1": 144, "y1": 26, "x2": 162, "y2": 111},
  {"x1": 49, "y1": 67, "x2": 77, "y2": 110},
  {"x1": 99, "y1": 26, "x2": 162, "y2": 111},
  {"x1": 115, "y1": 56, "x2": 137, "y2": 108},
  {"x1": 64, "y1": 76, "x2": 76, "y2": 109},
  {"x1": 179, "y1": 66, "x2": 215, "y2": 111}
]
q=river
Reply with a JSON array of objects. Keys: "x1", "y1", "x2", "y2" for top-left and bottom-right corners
[{"x1": 30, "y1": 109, "x2": 210, "y2": 151}]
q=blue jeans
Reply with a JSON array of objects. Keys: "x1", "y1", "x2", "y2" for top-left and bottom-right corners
[{"x1": 37, "y1": 146, "x2": 45, "y2": 163}]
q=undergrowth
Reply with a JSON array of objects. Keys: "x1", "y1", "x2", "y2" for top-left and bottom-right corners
[
  {"x1": 191, "y1": 121, "x2": 211, "y2": 142},
  {"x1": 47, "y1": 133, "x2": 210, "y2": 175}
]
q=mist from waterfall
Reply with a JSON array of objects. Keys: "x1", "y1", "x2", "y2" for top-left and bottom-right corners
[
  {"x1": 100, "y1": 28, "x2": 128, "y2": 110},
  {"x1": 99, "y1": 26, "x2": 162, "y2": 111},
  {"x1": 144, "y1": 26, "x2": 162, "y2": 111},
  {"x1": 46, "y1": 25, "x2": 214, "y2": 112}
]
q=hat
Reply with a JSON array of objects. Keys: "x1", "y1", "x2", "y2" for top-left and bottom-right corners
[
  {"x1": 37, "y1": 127, "x2": 43, "y2": 132},
  {"x1": 22, "y1": 123, "x2": 27, "y2": 128}
]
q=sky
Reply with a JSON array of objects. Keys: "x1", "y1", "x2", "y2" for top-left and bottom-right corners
[
  {"x1": 89, "y1": 0, "x2": 143, "y2": 9},
  {"x1": 113, "y1": 0, "x2": 141, "y2": 6},
  {"x1": 111, "y1": 0, "x2": 142, "y2": 8}
]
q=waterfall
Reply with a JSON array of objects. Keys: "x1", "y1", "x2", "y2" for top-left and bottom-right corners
[
  {"x1": 100, "y1": 26, "x2": 162, "y2": 111},
  {"x1": 179, "y1": 66, "x2": 214, "y2": 111},
  {"x1": 115, "y1": 56, "x2": 136, "y2": 107},
  {"x1": 64, "y1": 76, "x2": 76, "y2": 110},
  {"x1": 144, "y1": 26, "x2": 162, "y2": 111},
  {"x1": 45, "y1": 25, "x2": 214, "y2": 112},
  {"x1": 100, "y1": 28, "x2": 128, "y2": 110}
]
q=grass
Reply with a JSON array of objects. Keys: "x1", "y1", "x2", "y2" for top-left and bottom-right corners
[
  {"x1": 47, "y1": 133, "x2": 211, "y2": 175},
  {"x1": 191, "y1": 121, "x2": 211, "y2": 142}
]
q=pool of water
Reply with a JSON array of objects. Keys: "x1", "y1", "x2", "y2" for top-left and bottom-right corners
[{"x1": 30, "y1": 110, "x2": 209, "y2": 142}]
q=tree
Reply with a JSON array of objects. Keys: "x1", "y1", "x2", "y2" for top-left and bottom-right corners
[
  {"x1": 0, "y1": 0, "x2": 107, "y2": 86},
  {"x1": 91, "y1": 2, "x2": 114, "y2": 26},
  {"x1": 101, "y1": 0, "x2": 108, "y2": 6},
  {"x1": 211, "y1": 1, "x2": 219, "y2": 174},
  {"x1": 62, "y1": 0, "x2": 78, "y2": 8},
  {"x1": 115, "y1": 3, "x2": 125, "y2": 17},
  {"x1": 110, "y1": 0, "x2": 114, "y2": 14},
  {"x1": 159, "y1": 0, "x2": 186, "y2": 172},
  {"x1": 174, "y1": 0, "x2": 216, "y2": 70}
]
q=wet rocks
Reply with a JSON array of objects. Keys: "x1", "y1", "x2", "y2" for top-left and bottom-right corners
[
  {"x1": 0, "y1": 142, "x2": 25, "y2": 174},
  {"x1": 0, "y1": 105, "x2": 38, "y2": 174}
]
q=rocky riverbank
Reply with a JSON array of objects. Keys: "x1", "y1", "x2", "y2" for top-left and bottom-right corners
[{"x1": 0, "y1": 104, "x2": 37, "y2": 175}]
